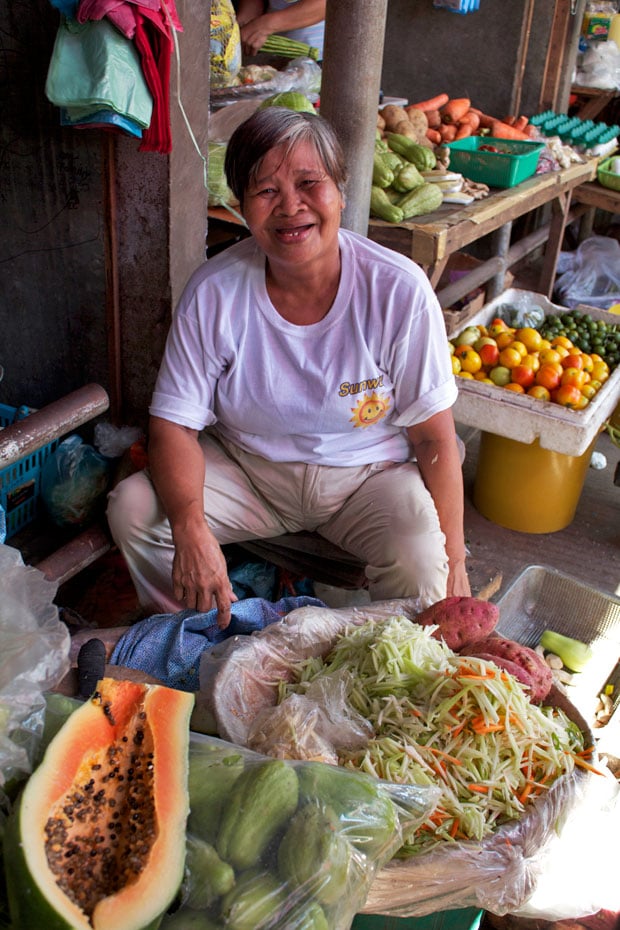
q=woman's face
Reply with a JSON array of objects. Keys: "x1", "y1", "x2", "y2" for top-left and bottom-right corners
[{"x1": 241, "y1": 139, "x2": 344, "y2": 273}]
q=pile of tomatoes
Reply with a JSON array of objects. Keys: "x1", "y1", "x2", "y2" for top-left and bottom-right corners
[{"x1": 449, "y1": 318, "x2": 612, "y2": 409}]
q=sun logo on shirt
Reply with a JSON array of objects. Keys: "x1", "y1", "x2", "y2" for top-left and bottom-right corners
[{"x1": 350, "y1": 392, "x2": 390, "y2": 428}]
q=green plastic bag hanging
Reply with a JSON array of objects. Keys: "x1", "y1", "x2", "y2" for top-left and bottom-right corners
[{"x1": 45, "y1": 17, "x2": 153, "y2": 128}]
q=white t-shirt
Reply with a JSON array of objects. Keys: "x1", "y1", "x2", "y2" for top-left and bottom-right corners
[
  {"x1": 150, "y1": 229, "x2": 457, "y2": 466},
  {"x1": 267, "y1": 0, "x2": 324, "y2": 58}
]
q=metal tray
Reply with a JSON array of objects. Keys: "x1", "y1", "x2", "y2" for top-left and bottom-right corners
[{"x1": 494, "y1": 565, "x2": 620, "y2": 722}]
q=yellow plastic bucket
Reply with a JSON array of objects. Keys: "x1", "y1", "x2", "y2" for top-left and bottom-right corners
[{"x1": 473, "y1": 432, "x2": 596, "y2": 533}]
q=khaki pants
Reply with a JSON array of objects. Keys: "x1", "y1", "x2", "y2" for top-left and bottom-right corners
[{"x1": 106, "y1": 431, "x2": 448, "y2": 613}]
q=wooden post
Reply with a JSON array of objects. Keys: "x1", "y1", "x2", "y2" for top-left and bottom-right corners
[{"x1": 319, "y1": 0, "x2": 388, "y2": 235}]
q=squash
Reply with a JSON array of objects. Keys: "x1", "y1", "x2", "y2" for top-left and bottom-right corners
[{"x1": 5, "y1": 678, "x2": 194, "y2": 930}]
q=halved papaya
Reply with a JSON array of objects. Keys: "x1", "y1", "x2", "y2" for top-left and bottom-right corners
[{"x1": 5, "y1": 678, "x2": 194, "y2": 930}]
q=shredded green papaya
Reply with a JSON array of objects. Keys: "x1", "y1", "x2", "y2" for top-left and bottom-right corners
[{"x1": 280, "y1": 616, "x2": 587, "y2": 855}]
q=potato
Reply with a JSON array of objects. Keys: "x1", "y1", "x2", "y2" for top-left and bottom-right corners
[
  {"x1": 381, "y1": 104, "x2": 410, "y2": 131},
  {"x1": 393, "y1": 119, "x2": 418, "y2": 140}
]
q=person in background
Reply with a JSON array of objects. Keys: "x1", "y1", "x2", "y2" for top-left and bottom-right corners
[
  {"x1": 235, "y1": 0, "x2": 325, "y2": 59},
  {"x1": 106, "y1": 108, "x2": 470, "y2": 630}
]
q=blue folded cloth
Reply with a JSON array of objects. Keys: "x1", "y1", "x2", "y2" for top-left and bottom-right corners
[{"x1": 110, "y1": 595, "x2": 325, "y2": 691}]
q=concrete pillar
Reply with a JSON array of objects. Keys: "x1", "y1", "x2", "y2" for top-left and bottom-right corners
[{"x1": 319, "y1": 0, "x2": 388, "y2": 235}]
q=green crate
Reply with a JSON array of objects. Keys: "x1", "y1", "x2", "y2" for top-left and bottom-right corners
[
  {"x1": 597, "y1": 154, "x2": 620, "y2": 192},
  {"x1": 351, "y1": 907, "x2": 484, "y2": 930},
  {"x1": 447, "y1": 136, "x2": 544, "y2": 188}
]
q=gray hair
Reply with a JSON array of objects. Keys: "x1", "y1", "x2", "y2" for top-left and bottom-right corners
[{"x1": 224, "y1": 107, "x2": 348, "y2": 206}]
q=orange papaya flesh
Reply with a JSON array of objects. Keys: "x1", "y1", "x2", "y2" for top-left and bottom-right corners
[{"x1": 5, "y1": 678, "x2": 194, "y2": 930}]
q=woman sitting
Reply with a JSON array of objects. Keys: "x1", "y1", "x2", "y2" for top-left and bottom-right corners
[{"x1": 107, "y1": 107, "x2": 470, "y2": 630}]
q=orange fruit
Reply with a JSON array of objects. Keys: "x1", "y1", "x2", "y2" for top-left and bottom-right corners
[
  {"x1": 552, "y1": 384, "x2": 582, "y2": 408},
  {"x1": 527, "y1": 384, "x2": 551, "y2": 401}
]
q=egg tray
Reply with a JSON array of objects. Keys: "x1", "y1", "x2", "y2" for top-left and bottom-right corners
[{"x1": 529, "y1": 110, "x2": 619, "y2": 150}]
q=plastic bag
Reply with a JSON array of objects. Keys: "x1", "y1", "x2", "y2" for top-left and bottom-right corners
[
  {"x1": 210, "y1": 0, "x2": 241, "y2": 89},
  {"x1": 0, "y1": 545, "x2": 69, "y2": 793},
  {"x1": 574, "y1": 36, "x2": 620, "y2": 88},
  {"x1": 200, "y1": 597, "x2": 597, "y2": 918},
  {"x1": 41, "y1": 434, "x2": 111, "y2": 528},
  {"x1": 210, "y1": 56, "x2": 321, "y2": 108},
  {"x1": 164, "y1": 733, "x2": 438, "y2": 930},
  {"x1": 554, "y1": 235, "x2": 620, "y2": 310},
  {"x1": 45, "y1": 17, "x2": 154, "y2": 128},
  {"x1": 93, "y1": 421, "x2": 144, "y2": 459}
]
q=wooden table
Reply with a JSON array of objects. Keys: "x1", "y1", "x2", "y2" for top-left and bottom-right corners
[
  {"x1": 570, "y1": 84, "x2": 619, "y2": 121},
  {"x1": 367, "y1": 159, "x2": 597, "y2": 309},
  {"x1": 571, "y1": 177, "x2": 620, "y2": 240}
]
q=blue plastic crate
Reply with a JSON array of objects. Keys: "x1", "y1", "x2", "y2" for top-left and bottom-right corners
[{"x1": 0, "y1": 403, "x2": 58, "y2": 538}]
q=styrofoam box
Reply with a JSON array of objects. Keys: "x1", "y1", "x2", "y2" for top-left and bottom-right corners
[{"x1": 452, "y1": 288, "x2": 620, "y2": 456}]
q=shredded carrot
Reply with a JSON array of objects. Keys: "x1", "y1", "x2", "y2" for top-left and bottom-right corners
[
  {"x1": 449, "y1": 818, "x2": 459, "y2": 838},
  {"x1": 427, "y1": 746, "x2": 463, "y2": 766},
  {"x1": 468, "y1": 784, "x2": 490, "y2": 793},
  {"x1": 566, "y1": 752, "x2": 606, "y2": 776}
]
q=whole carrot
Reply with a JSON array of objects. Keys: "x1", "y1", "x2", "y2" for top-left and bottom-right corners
[
  {"x1": 490, "y1": 119, "x2": 531, "y2": 141},
  {"x1": 441, "y1": 98, "x2": 471, "y2": 124},
  {"x1": 407, "y1": 93, "x2": 449, "y2": 113}
]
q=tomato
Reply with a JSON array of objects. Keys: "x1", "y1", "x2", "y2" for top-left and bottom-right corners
[
  {"x1": 451, "y1": 355, "x2": 462, "y2": 375},
  {"x1": 535, "y1": 364, "x2": 562, "y2": 391},
  {"x1": 551, "y1": 335, "x2": 574, "y2": 349},
  {"x1": 499, "y1": 347, "x2": 522, "y2": 369},
  {"x1": 554, "y1": 345, "x2": 570, "y2": 360},
  {"x1": 457, "y1": 370, "x2": 475, "y2": 379},
  {"x1": 561, "y1": 367, "x2": 587, "y2": 389},
  {"x1": 515, "y1": 327, "x2": 543, "y2": 352},
  {"x1": 527, "y1": 384, "x2": 551, "y2": 401},
  {"x1": 561, "y1": 353, "x2": 584, "y2": 370},
  {"x1": 488, "y1": 366, "x2": 511, "y2": 386},
  {"x1": 496, "y1": 331, "x2": 516, "y2": 350},
  {"x1": 581, "y1": 383, "x2": 598, "y2": 400},
  {"x1": 511, "y1": 364, "x2": 535, "y2": 389},
  {"x1": 510, "y1": 340, "x2": 528, "y2": 359},
  {"x1": 504, "y1": 382, "x2": 525, "y2": 393},
  {"x1": 488, "y1": 317, "x2": 510, "y2": 336},
  {"x1": 539, "y1": 348, "x2": 562, "y2": 366},
  {"x1": 521, "y1": 353, "x2": 540, "y2": 372},
  {"x1": 591, "y1": 360, "x2": 610, "y2": 383},
  {"x1": 580, "y1": 353, "x2": 594, "y2": 373},
  {"x1": 552, "y1": 384, "x2": 582, "y2": 407},
  {"x1": 574, "y1": 394, "x2": 589, "y2": 410},
  {"x1": 454, "y1": 346, "x2": 482, "y2": 373},
  {"x1": 478, "y1": 342, "x2": 500, "y2": 367}
]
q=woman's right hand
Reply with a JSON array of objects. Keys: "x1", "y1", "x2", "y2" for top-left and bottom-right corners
[
  {"x1": 171, "y1": 519, "x2": 237, "y2": 629},
  {"x1": 147, "y1": 416, "x2": 238, "y2": 629}
]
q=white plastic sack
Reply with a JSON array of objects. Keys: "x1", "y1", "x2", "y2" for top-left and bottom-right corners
[
  {"x1": 0, "y1": 545, "x2": 69, "y2": 791},
  {"x1": 555, "y1": 235, "x2": 620, "y2": 310}
]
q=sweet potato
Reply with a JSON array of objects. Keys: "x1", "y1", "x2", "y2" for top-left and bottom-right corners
[
  {"x1": 414, "y1": 596, "x2": 499, "y2": 652},
  {"x1": 461, "y1": 635, "x2": 553, "y2": 703},
  {"x1": 467, "y1": 652, "x2": 535, "y2": 693}
]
